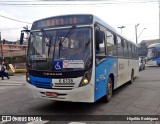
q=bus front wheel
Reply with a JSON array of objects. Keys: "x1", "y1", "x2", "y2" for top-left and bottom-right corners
[{"x1": 103, "y1": 77, "x2": 113, "y2": 103}]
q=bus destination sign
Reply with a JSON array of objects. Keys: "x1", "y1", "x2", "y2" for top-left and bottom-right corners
[{"x1": 31, "y1": 15, "x2": 93, "y2": 30}]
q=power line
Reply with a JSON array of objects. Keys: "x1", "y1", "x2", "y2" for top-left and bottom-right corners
[
  {"x1": 0, "y1": 27, "x2": 31, "y2": 30},
  {"x1": 130, "y1": 35, "x2": 159, "y2": 40},
  {"x1": 0, "y1": 15, "x2": 32, "y2": 24},
  {"x1": 0, "y1": 0, "x2": 158, "y2": 2},
  {"x1": 0, "y1": 0, "x2": 38, "y2": 2},
  {"x1": 0, "y1": 27, "x2": 22, "y2": 30},
  {"x1": 0, "y1": 0, "x2": 158, "y2": 6}
]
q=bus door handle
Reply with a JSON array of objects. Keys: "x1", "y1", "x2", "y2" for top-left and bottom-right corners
[{"x1": 128, "y1": 60, "x2": 129, "y2": 66}]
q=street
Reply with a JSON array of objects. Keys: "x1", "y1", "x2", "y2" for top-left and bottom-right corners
[{"x1": 0, "y1": 66, "x2": 160, "y2": 124}]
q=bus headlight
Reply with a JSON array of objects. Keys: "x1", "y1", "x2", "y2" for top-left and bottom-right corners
[
  {"x1": 26, "y1": 71, "x2": 31, "y2": 83},
  {"x1": 79, "y1": 69, "x2": 92, "y2": 87},
  {"x1": 27, "y1": 76, "x2": 30, "y2": 82},
  {"x1": 82, "y1": 78, "x2": 89, "y2": 84}
]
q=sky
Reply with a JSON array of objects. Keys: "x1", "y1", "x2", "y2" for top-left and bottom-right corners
[{"x1": 0, "y1": 0, "x2": 159, "y2": 44}]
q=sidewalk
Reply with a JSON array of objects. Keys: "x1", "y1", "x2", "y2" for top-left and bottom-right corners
[{"x1": 0, "y1": 74, "x2": 26, "y2": 83}]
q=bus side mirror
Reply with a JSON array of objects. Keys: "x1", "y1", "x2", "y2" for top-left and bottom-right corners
[
  {"x1": 95, "y1": 30, "x2": 105, "y2": 44},
  {"x1": 20, "y1": 32, "x2": 24, "y2": 45}
]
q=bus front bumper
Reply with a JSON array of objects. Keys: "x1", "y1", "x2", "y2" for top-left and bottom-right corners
[{"x1": 26, "y1": 82, "x2": 94, "y2": 103}]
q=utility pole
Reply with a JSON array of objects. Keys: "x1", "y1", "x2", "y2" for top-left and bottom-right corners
[
  {"x1": 0, "y1": 32, "x2": 4, "y2": 64},
  {"x1": 0, "y1": 32, "x2": 1, "y2": 63},
  {"x1": 159, "y1": 1, "x2": 160, "y2": 39},
  {"x1": 135, "y1": 24, "x2": 139, "y2": 44},
  {"x1": 9, "y1": 43, "x2": 12, "y2": 64}
]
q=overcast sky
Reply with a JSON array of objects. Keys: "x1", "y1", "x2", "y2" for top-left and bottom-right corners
[{"x1": 0, "y1": 0, "x2": 159, "y2": 44}]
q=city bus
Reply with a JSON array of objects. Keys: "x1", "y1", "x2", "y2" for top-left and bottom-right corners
[
  {"x1": 147, "y1": 43, "x2": 160, "y2": 66},
  {"x1": 20, "y1": 14, "x2": 139, "y2": 103}
]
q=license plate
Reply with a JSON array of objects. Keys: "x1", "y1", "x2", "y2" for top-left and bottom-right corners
[
  {"x1": 59, "y1": 79, "x2": 73, "y2": 83},
  {"x1": 46, "y1": 92, "x2": 57, "y2": 97}
]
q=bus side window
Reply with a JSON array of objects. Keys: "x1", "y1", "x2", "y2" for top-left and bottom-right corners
[
  {"x1": 126, "y1": 41, "x2": 129, "y2": 58},
  {"x1": 95, "y1": 29, "x2": 106, "y2": 65},
  {"x1": 129, "y1": 42, "x2": 133, "y2": 58},
  {"x1": 117, "y1": 36, "x2": 124, "y2": 57},
  {"x1": 95, "y1": 30, "x2": 105, "y2": 55},
  {"x1": 124, "y1": 40, "x2": 129, "y2": 58},
  {"x1": 106, "y1": 31, "x2": 117, "y2": 56}
]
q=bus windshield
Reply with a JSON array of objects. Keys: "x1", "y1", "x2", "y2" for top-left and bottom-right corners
[
  {"x1": 147, "y1": 48, "x2": 157, "y2": 60},
  {"x1": 27, "y1": 27, "x2": 92, "y2": 71}
]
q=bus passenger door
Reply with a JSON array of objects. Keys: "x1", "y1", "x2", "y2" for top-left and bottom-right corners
[
  {"x1": 94, "y1": 28, "x2": 107, "y2": 101},
  {"x1": 95, "y1": 56, "x2": 107, "y2": 101}
]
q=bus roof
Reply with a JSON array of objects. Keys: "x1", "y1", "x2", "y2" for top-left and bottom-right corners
[
  {"x1": 32, "y1": 14, "x2": 136, "y2": 46},
  {"x1": 93, "y1": 15, "x2": 137, "y2": 46},
  {"x1": 148, "y1": 43, "x2": 160, "y2": 49}
]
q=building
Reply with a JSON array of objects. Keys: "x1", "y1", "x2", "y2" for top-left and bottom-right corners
[
  {"x1": 138, "y1": 39, "x2": 160, "y2": 57},
  {"x1": 0, "y1": 44, "x2": 27, "y2": 57},
  {"x1": 0, "y1": 40, "x2": 28, "y2": 63}
]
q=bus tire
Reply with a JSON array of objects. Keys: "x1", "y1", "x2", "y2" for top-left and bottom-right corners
[
  {"x1": 103, "y1": 77, "x2": 113, "y2": 103},
  {"x1": 129, "y1": 70, "x2": 134, "y2": 84}
]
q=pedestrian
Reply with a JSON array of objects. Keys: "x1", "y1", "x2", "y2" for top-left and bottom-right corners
[{"x1": 1, "y1": 62, "x2": 9, "y2": 80}]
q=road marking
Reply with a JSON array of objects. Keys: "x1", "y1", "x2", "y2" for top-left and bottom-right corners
[
  {"x1": 0, "y1": 80, "x2": 25, "y2": 86},
  {"x1": 0, "y1": 121, "x2": 9, "y2": 124},
  {"x1": 0, "y1": 84, "x2": 24, "y2": 86},
  {"x1": 0, "y1": 86, "x2": 15, "y2": 90},
  {"x1": 0, "y1": 80, "x2": 25, "y2": 83},
  {"x1": 0, "y1": 79, "x2": 25, "y2": 93}
]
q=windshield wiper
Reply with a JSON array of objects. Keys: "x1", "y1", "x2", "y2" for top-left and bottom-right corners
[
  {"x1": 41, "y1": 28, "x2": 48, "y2": 38},
  {"x1": 58, "y1": 25, "x2": 76, "y2": 58},
  {"x1": 41, "y1": 28, "x2": 52, "y2": 57},
  {"x1": 30, "y1": 32, "x2": 34, "y2": 37},
  {"x1": 41, "y1": 28, "x2": 51, "y2": 47},
  {"x1": 48, "y1": 37, "x2": 52, "y2": 57}
]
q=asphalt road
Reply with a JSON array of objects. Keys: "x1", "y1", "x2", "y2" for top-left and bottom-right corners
[{"x1": 0, "y1": 66, "x2": 160, "y2": 124}]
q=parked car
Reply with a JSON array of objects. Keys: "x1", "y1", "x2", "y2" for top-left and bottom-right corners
[{"x1": 139, "y1": 57, "x2": 145, "y2": 71}]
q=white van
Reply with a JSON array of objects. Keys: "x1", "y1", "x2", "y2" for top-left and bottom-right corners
[{"x1": 139, "y1": 57, "x2": 145, "y2": 71}]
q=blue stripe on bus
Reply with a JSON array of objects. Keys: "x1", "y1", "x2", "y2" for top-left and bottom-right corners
[
  {"x1": 95, "y1": 57, "x2": 117, "y2": 101},
  {"x1": 148, "y1": 58, "x2": 160, "y2": 65},
  {"x1": 30, "y1": 75, "x2": 52, "y2": 89},
  {"x1": 156, "y1": 58, "x2": 160, "y2": 65}
]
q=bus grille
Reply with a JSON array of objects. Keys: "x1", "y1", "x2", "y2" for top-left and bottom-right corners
[
  {"x1": 52, "y1": 83, "x2": 75, "y2": 90},
  {"x1": 34, "y1": 81, "x2": 52, "y2": 89},
  {"x1": 34, "y1": 81, "x2": 75, "y2": 90}
]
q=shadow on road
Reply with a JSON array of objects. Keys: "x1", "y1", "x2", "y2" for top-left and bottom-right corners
[
  {"x1": 32, "y1": 100, "x2": 105, "y2": 115},
  {"x1": 146, "y1": 66, "x2": 160, "y2": 68},
  {"x1": 112, "y1": 82, "x2": 131, "y2": 98},
  {"x1": 31, "y1": 83, "x2": 133, "y2": 115}
]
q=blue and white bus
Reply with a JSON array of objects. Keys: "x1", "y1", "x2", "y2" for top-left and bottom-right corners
[
  {"x1": 147, "y1": 43, "x2": 160, "y2": 66},
  {"x1": 20, "y1": 14, "x2": 139, "y2": 103}
]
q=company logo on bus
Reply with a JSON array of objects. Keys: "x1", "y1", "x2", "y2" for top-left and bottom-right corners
[{"x1": 43, "y1": 72, "x2": 62, "y2": 76}]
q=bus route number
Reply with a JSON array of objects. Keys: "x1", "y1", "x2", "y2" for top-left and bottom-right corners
[{"x1": 59, "y1": 79, "x2": 73, "y2": 83}]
